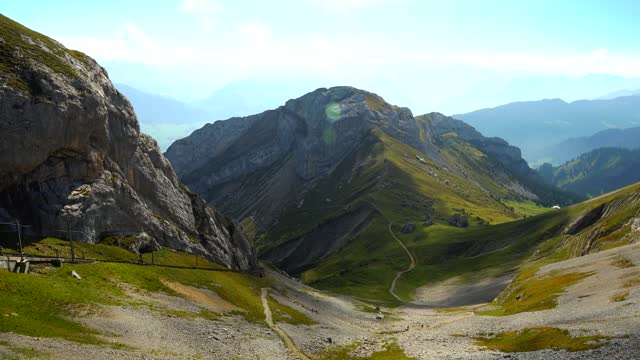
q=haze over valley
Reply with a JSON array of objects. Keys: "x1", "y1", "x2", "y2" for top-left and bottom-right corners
[{"x1": 2, "y1": 2, "x2": 640, "y2": 359}]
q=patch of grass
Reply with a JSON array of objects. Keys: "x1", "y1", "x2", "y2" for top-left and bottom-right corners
[
  {"x1": 609, "y1": 291, "x2": 629, "y2": 302},
  {"x1": 100, "y1": 235, "x2": 139, "y2": 249},
  {"x1": 365, "y1": 93, "x2": 387, "y2": 111},
  {"x1": 0, "y1": 240, "x2": 269, "y2": 344},
  {"x1": 622, "y1": 272, "x2": 640, "y2": 288},
  {"x1": 0, "y1": 340, "x2": 46, "y2": 359},
  {"x1": 318, "y1": 339, "x2": 415, "y2": 360},
  {"x1": 24, "y1": 237, "x2": 139, "y2": 262},
  {"x1": 0, "y1": 14, "x2": 85, "y2": 95},
  {"x1": 481, "y1": 271, "x2": 593, "y2": 316},
  {"x1": 141, "y1": 248, "x2": 223, "y2": 269},
  {"x1": 435, "y1": 306, "x2": 471, "y2": 313},
  {"x1": 149, "y1": 307, "x2": 222, "y2": 321},
  {"x1": 474, "y1": 327, "x2": 609, "y2": 352},
  {"x1": 504, "y1": 200, "x2": 552, "y2": 218},
  {"x1": 267, "y1": 295, "x2": 318, "y2": 325},
  {"x1": 611, "y1": 256, "x2": 635, "y2": 269}
]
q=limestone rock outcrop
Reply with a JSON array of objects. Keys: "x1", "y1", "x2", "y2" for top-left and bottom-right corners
[{"x1": 0, "y1": 15, "x2": 256, "y2": 270}]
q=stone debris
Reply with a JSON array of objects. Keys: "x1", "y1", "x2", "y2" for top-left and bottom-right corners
[
  {"x1": 71, "y1": 270, "x2": 82, "y2": 280},
  {"x1": 400, "y1": 223, "x2": 416, "y2": 233}
]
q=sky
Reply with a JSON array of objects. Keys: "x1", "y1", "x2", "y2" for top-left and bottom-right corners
[{"x1": 4, "y1": 0, "x2": 640, "y2": 117}]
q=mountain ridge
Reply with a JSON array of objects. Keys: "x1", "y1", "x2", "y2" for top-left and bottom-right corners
[
  {"x1": 454, "y1": 95, "x2": 640, "y2": 165},
  {"x1": 0, "y1": 14, "x2": 256, "y2": 270},
  {"x1": 538, "y1": 147, "x2": 640, "y2": 197}
]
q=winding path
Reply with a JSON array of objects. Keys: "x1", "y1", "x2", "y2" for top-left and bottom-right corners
[
  {"x1": 368, "y1": 201, "x2": 416, "y2": 302},
  {"x1": 386, "y1": 222, "x2": 416, "y2": 302},
  {"x1": 261, "y1": 288, "x2": 311, "y2": 360}
]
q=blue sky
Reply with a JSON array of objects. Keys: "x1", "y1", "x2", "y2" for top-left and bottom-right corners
[{"x1": 4, "y1": 0, "x2": 640, "y2": 115}]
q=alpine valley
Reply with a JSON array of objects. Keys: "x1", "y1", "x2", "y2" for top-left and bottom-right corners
[{"x1": 1, "y1": 12, "x2": 640, "y2": 360}]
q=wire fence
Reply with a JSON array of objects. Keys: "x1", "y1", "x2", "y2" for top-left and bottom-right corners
[{"x1": 0, "y1": 247, "x2": 262, "y2": 276}]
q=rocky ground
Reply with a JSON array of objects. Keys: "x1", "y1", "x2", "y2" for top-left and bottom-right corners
[{"x1": 1, "y1": 243, "x2": 639, "y2": 359}]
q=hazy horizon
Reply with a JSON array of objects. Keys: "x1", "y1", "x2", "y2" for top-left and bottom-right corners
[{"x1": 5, "y1": 0, "x2": 640, "y2": 117}]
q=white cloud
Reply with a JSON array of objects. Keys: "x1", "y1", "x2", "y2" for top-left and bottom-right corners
[
  {"x1": 60, "y1": 18, "x2": 640, "y2": 87},
  {"x1": 414, "y1": 50, "x2": 640, "y2": 78},
  {"x1": 235, "y1": 22, "x2": 270, "y2": 40},
  {"x1": 307, "y1": 0, "x2": 386, "y2": 9},
  {"x1": 179, "y1": 0, "x2": 224, "y2": 13},
  {"x1": 179, "y1": 0, "x2": 224, "y2": 30}
]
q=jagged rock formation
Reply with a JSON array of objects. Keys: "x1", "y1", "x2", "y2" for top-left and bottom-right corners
[
  {"x1": 167, "y1": 86, "x2": 576, "y2": 224},
  {"x1": 447, "y1": 214, "x2": 469, "y2": 228},
  {"x1": 0, "y1": 15, "x2": 256, "y2": 270}
]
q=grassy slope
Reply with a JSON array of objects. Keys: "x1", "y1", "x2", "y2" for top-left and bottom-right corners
[
  {"x1": 302, "y1": 131, "x2": 640, "y2": 303},
  {"x1": 0, "y1": 239, "x2": 314, "y2": 345},
  {"x1": 299, "y1": 129, "x2": 561, "y2": 303},
  {"x1": 540, "y1": 147, "x2": 640, "y2": 197},
  {"x1": 482, "y1": 182, "x2": 640, "y2": 315},
  {"x1": 474, "y1": 327, "x2": 609, "y2": 352},
  {"x1": 0, "y1": 14, "x2": 89, "y2": 94}
]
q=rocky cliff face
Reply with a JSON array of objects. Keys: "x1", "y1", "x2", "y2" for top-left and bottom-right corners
[
  {"x1": 0, "y1": 15, "x2": 256, "y2": 270},
  {"x1": 165, "y1": 85, "x2": 582, "y2": 274},
  {"x1": 165, "y1": 86, "x2": 562, "y2": 228},
  {"x1": 167, "y1": 87, "x2": 412, "y2": 222},
  {"x1": 418, "y1": 112, "x2": 530, "y2": 175}
]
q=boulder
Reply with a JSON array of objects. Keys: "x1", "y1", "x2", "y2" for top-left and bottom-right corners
[
  {"x1": 448, "y1": 214, "x2": 469, "y2": 228},
  {"x1": 400, "y1": 223, "x2": 416, "y2": 233}
]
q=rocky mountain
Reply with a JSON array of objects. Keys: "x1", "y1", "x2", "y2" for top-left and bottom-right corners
[
  {"x1": 0, "y1": 15, "x2": 256, "y2": 270},
  {"x1": 534, "y1": 126, "x2": 640, "y2": 166},
  {"x1": 165, "y1": 86, "x2": 578, "y2": 286},
  {"x1": 538, "y1": 147, "x2": 640, "y2": 197},
  {"x1": 454, "y1": 96, "x2": 640, "y2": 165}
]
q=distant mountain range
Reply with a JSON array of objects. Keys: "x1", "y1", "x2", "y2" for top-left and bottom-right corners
[
  {"x1": 116, "y1": 81, "x2": 317, "y2": 150},
  {"x1": 454, "y1": 95, "x2": 640, "y2": 165},
  {"x1": 598, "y1": 89, "x2": 640, "y2": 100},
  {"x1": 116, "y1": 84, "x2": 212, "y2": 150},
  {"x1": 534, "y1": 127, "x2": 640, "y2": 165},
  {"x1": 538, "y1": 147, "x2": 640, "y2": 197}
]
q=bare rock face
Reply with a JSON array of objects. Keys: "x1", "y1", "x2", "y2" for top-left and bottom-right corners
[
  {"x1": 400, "y1": 223, "x2": 416, "y2": 233},
  {"x1": 165, "y1": 86, "x2": 449, "y2": 224},
  {"x1": 0, "y1": 15, "x2": 256, "y2": 270},
  {"x1": 448, "y1": 214, "x2": 469, "y2": 228}
]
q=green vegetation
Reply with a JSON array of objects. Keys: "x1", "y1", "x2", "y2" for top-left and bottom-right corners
[
  {"x1": 297, "y1": 128, "x2": 563, "y2": 302},
  {"x1": 611, "y1": 256, "x2": 635, "y2": 269},
  {"x1": 0, "y1": 340, "x2": 46, "y2": 359},
  {"x1": 504, "y1": 200, "x2": 553, "y2": 218},
  {"x1": 0, "y1": 14, "x2": 86, "y2": 95},
  {"x1": 100, "y1": 235, "x2": 140, "y2": 249},
  {"x1": 539, "y1": 147, "x2": 640, "y2": 197},
  {"x1": 318, "y1": 339, "x2": 415, "y2": 360},
  {"x1": 609, "y1": 291, "x2": 629, "y2": 302},
  {"x1": 0, "y1": 239, "x2": 268, "y2": 344},
  {"x1": 480, "y1": 271, "x2": 592, "y2": 316},
  {"x1": 622, "y1": 271, "x2": 640, "y2": 288},
  {"x1": 474, "y1": 327, "x2": 609, "y2": 352},
  {"x1": 142, "y1": 248, "x2": 223, "y2": 269},
  {"x1": 365, "y1": 93, "x2": 387, "y2": 112},
  {"x1": 24, "y1": 237, "x2": 139, "y2": 262},
  {"x1": 296, "y1": 124, "x2": 640, "y2": 303},
  {"x1": 267, "y1": 295, "x2": 318, "y2": 325}
]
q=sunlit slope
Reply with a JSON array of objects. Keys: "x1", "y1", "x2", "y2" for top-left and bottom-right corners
[
  {"x1": 267, "y1": 128, "x2": 559, "y2": 302},
  {"x1": 302, "y1": 162, "x2": 640, "y2": 304}
]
